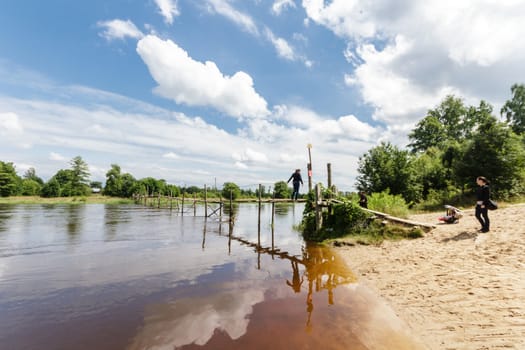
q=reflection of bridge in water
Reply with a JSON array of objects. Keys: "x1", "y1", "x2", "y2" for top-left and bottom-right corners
[{"x1": 203, "y1": 217, "x2": 357, "y2": 328}]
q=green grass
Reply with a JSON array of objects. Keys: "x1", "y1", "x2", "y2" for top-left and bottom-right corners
[{"x1": 330, "y1": 223, "x2": 424, "y2": 246}]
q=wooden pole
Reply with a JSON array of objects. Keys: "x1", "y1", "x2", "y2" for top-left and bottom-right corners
[
  {"x1": 193, "y1": 193, "x2": 197, "y2": 216},
  {"x1": 271, "y1": 192, "x2": 275, "y2": 254},
  {"x1": 204, "y1": 184, "x2": 208, "y2": 218},
  {"x1": 315, "y1": 183, "x2": 322, "y2": 232},
  {"x1": 258, "y1": 184, "x2": 262, "y2": 247},
  {"x1": 182, "y1": 192, "x2": 185, "y2": 216},
  {"x1": 170, "y1": 191, "x2": 173, "y2": 211},
  {"x1": 157, "y1": 193, "x2": 161, "y2": 209},
  {"x1": 327, "y1": 163, "x2": 332, "y2": 192},
  {"x1": 229, "y1": 190, "x2": 233, "y2": 223},
  {"x1": 219, "y1": 196, "x2": 223, "y2": 220},
  {"x1": 307, "y1": 144, "x2": 313, "y2": 192}
]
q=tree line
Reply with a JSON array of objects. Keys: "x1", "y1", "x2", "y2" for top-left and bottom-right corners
[
  {"x1": 3, "y1": 83, "x2": 523, "y2": 204},
  {"x1": 355, "y1": 83, "x2": 525, "y2": 206},
  {"x1": 0, "y1": 157, "x2": 296, "y2": 200}
]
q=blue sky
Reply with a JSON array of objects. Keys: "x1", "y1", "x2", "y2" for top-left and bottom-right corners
[{"x1": 1, "y1": 0, "x2": 525, "y2": 191}]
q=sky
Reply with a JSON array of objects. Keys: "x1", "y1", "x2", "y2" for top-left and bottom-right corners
[{"x1": 1, "y1": 0, "x2": 525, "y2": 191}]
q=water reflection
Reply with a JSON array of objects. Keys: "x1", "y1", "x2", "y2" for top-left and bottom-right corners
[
  {"x1": 274, "y1": 203, "x2": 291, "y2": 216},
  {"x1": 0, "y1": 204, "x2": 423, "y2": 350},
  {"x1": 0, "y1": 205, "x2": 12, "y2": 233},
  {"x1": 65, "y1": 205, "x2": 84, "y2": 238},
  {"x1": 104, "y1": 205, "x2": 132, "y2": 239}
]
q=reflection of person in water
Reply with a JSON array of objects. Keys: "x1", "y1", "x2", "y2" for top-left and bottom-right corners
[
  {"x1": 306, "y1": 280, "x2": 314, "y2": 330},
  {"x1": 286, "y1": 260, "x2": 304, "y2": 293}
]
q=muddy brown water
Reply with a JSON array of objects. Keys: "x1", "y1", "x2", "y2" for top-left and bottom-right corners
[{"x1": 0, "y1": 203, "x2": 423, "y2": 349}]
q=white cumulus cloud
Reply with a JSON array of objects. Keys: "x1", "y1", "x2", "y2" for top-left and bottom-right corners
[
  {"x1": 136, "y1": 35, "x2": 269, "y2": 119},
  {"x1": 302, "y1": 0, "x2": 525, "y2": 142}
]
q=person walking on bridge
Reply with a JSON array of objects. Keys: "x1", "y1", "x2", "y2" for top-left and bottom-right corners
[{"x1": 288, "y1": 169, "x2": 303, "y2": 201}]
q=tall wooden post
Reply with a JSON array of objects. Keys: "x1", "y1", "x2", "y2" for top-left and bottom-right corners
[
  {"x1": 257, "y1": 184, "x2": 262, "y2": 247},
  {"x1": 327, "y1": 163, "x2": 332, "y2": 190},
  {"x1": 315, "y1": 183, "x2": 322, "y2": 232},
  {"x1": 204, "y1": 184, "x2": 208, "y2": 217},
  {"x1": 182, "y1": 192, "x2": 185, "y2": 216},
  {"x1": 193, "y1": 193, "x2": 197, "y2": 216},
  {"x1": 307, "y1": 144, "x2": 313, "y2": 192},
  {"x1": 229, "y1": 190, "x2": 233, "y2": 223},
  {"x1": 271, "y1": 192, "x2": 275, "y2": 254}
]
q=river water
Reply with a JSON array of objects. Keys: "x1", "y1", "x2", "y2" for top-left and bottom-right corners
[{"x1": 0, "y1": 203, "x2": 423, "y2": 350}]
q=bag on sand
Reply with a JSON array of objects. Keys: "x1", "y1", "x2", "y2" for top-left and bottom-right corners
[{"x1": 486, "y1": 200, "x2": 498, "y2": 210}]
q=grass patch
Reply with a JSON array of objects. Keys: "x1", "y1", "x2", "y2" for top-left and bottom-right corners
[{"x1": 331, "y1": 222, "x2": 424, "y2": 246}]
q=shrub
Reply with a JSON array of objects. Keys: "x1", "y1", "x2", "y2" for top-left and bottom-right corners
[{"x1": 368, "y1": 190, "x2": 410, "y2": 218}]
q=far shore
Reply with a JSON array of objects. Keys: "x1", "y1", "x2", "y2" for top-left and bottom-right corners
[{"x1": 0, "y1": 195, "x2": 135, "y2": 205}]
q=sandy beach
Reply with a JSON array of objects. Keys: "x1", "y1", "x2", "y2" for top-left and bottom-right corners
[{"x1": 337, "y1": 204, "x2": 525, "y2": 349}]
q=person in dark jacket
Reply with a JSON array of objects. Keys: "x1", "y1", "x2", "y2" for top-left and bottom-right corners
[
  {"x1": 475, "y1": 176, "x2": 490, "y2": 232},
  {"x1": 287, "y1": 169, "x2": 303, "y2": 200},
  {"x1": 358, "y1": 191, "x2": 368, "y2": 208}
]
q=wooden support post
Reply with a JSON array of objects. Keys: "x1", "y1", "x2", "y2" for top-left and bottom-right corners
[
  {"x1": 182, "y1": 192, "x2": 185, "y2": 216},
  {"x1": 327, "y1": 163, "x2": 332, "y2": 195},
  {"x1": 204, "y1": 184, "x2": 208, "y2": 218},
  {"x1": 315, "y1": 183, "x2": 322, "y2": 232},
  {"x1": 219, "y1": 196, "x2": 223, "y2": 219},
  {"x1": 170, "y1": 191, "x2": 173, "y2": 211},
  {"x1": 271, "y1": 193, "x2": 275, "y2": 254},
  {"x1": 193, "y1": 193, "x2": 197, "y2": 216},
  {"x1": 258, "y1": 184, "x2": 262, "y2": 247},
  {"x1": 157, "y1": 193, "x2": 161, "y2": 209},
  {"x1": 307, "y1": 143, "x2": 313, "y2": 192},
  {"x1": 229, "y1": 190, "x2": 233, "y2": 223}
]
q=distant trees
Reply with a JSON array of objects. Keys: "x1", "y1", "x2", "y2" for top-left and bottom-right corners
[
  {"x1": 273, "y1": 181, "x2": 291, "y2": 199},
  {"x1": 222, "y1": 182, "x2": 241, "y2": 200},
  {"x1": 0, "y1": 161, "x2": 21, "y2": 197},
  {"x1": 41, "y1": 156, "x2": 91, "y2": 197}
]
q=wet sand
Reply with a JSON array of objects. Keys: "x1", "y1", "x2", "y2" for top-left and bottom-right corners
[{"x1": 337, "y1": 204, "x2": 525, "y2": 349}]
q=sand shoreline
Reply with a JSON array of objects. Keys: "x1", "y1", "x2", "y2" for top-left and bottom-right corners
[{"x1": 336, "y1": 204, "x2": 525, "y2": 349}]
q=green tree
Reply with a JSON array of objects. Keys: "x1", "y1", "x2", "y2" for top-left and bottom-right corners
[
  {"x1": 0, "y1": 161, "x2": 21, "y2": 196},
  {"x1": 500, "y1": 83, "x2": 525, "y2": 135},
  {"x1": 355, "y1": 142, "x2": 420, "y2": 203},
  {"x1": 222, "y1": 182, "x2": 241, "y2": 200},
  {"x1": 273, "y1": 181, "x2": 291, "y2": 199},
  {"x1": 120, "y1": 173, "x2": 137, "y2": 197},
  {"x1": 454, "y1": 117, "x2": 525, "y2": 197},
  {"x1": 273, "y1": 181, "x2": 292, "y2": 198},
  {"x1": 138, "y1": 177, "x2": 167, "y2": 195},
  {"x1": 104, "y1": 164, "x2": 122, "y2": 196},
  {"x1": 21, "y1": 179, "x2": 42, "y2": 196},
  {"x1": 408, "y1": 95, "x2": 468, "y2": 152},
  {"x1": 41, "y1": 178, "x2": 61, "y2": 197},
  {"x1": 69, "y1": 156, "x2": 90, "y2": 195},
  {"x1": 23, "y1": 167, "x2": 44, "y2": 185}
]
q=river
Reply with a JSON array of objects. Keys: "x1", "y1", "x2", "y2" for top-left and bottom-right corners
[{"x1": 0, "y1": 203, "x2": 422, "y2": 349}]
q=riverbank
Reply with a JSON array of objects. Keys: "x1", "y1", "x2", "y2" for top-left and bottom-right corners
[
  {"x1": 336, "y1": 204, "x2": 525, "y2": 349},
  {"x1": 0, "y1": 195, "x2": 135, "y2": 205}
]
